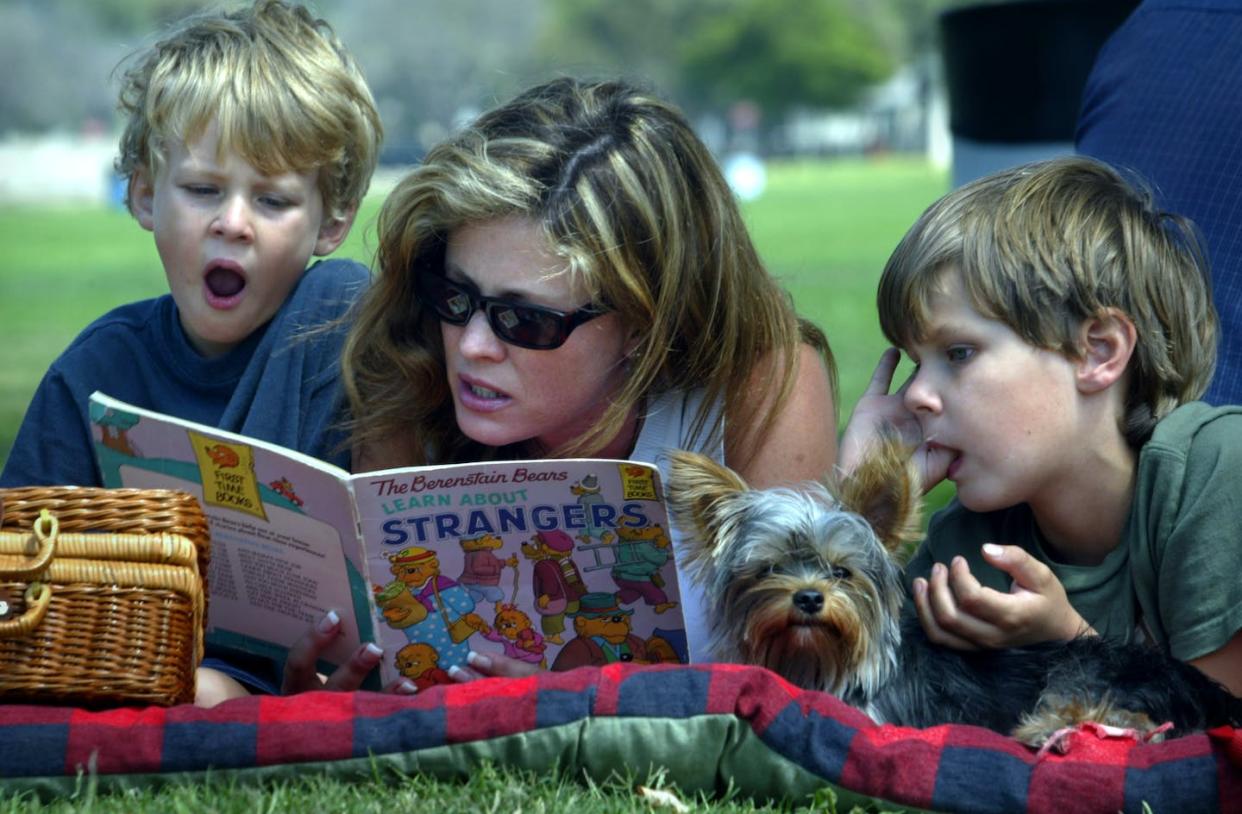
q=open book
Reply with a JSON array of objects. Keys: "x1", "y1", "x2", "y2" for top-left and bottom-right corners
[{"x1": 89, "y1": 391, "x2": 688, "y2": 689}]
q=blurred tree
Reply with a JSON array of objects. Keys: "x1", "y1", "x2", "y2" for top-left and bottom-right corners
[
  {"x1": 1, "y1": 0, "x2": 974, "y2": 154},
  {"x1": 330, "y1": 0, "x2": 545, "y2": 163},
  {"x1": 850, "y1": 0, "x2": 977, "y2": 61},
  {"x1": 681, "y1": 0, "x2": 893, "y2": 124},
  {"x1": 1, "y1": 0, "x2": 223, "y2": 134},
  {"x1": 533, "y1": 0, "x2": 729, "y2": 100},
  {"x1": 0, "y1": 1, "x2": 129, "y2": 132},
  {"x1": 62, "y1": 0, "x2": 206, "y2": 34}
]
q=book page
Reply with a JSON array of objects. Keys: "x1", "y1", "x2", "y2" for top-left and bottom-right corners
[
  {"x1": 90, "y1": 392, "x2": 374, "y2": 670},
  {"x1": 349, "y1": 459, "x2": 689, "y2": 688}
]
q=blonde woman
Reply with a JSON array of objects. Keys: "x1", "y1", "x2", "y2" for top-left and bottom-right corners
[{"x1": 328, "y1": 77, "x2": 838, "y2": 677}]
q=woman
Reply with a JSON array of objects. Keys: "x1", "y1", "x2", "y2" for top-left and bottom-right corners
[{"x1": 287, "y1": 77, "x2": 837, "y2": 689}]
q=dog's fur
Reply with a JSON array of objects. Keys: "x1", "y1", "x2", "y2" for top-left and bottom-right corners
[{"x1": 665, "y1": 440, "x2": 1242, "y2": 746}]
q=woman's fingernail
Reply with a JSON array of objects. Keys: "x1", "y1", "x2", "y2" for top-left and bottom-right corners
[
  {"x1": 318, "y1": 610, "x2": 341, "y2": 633},
  {"x1": 914, "y1": 578, "x2": 926, "y2": 597},
  {"x1": 466, "y1": 650, "x2": 492, "y2": 671},
  {"x1": 982, "y1": 543, "x2": 1003, "y2": 558},
  {"x1": 363, "y1": 642, "x2": 384, "y2": 660},
  {"x1": 448, "y1": 664, "x2": 471, "y2": 682},
  {"x1": 396, "y1": 679, "x2": 418, "y2": 695},
  {"x1": 932, "y1": 563, "x2": 945, "y2": 578}
]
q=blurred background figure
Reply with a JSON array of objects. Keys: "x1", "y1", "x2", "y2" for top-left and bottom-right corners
[
  {"x1": 938, "y1": 0, "x2": 1138, "y2": 188},
  {"x1": 1077, "y1": 0, "x2": 1242, "y2": 406}
]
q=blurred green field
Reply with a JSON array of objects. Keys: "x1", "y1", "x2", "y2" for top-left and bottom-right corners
[{"x1": 0, "y1": 157, "x2": 947, "y2": 474}]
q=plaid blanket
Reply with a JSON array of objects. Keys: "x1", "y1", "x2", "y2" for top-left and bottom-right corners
[{"x1": 2, "y1": 663, "x2": 1238, "y2": 812}]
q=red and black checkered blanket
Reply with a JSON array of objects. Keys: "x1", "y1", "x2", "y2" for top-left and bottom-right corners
[{"x1": 2, "y1": 663, "x2": 1239, "y2": 812}]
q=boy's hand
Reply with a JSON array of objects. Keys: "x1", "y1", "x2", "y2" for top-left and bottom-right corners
[
  {"x1": 839, "y1": 349, "x2": 953, "y2": 491},
  {"x1": 912, "y1": 544, "x2": 1093, "y2": 650}
]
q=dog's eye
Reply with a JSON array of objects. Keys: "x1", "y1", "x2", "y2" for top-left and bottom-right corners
[{"x1": 830, "y1": 565, "x2": 851, "y2": 580}]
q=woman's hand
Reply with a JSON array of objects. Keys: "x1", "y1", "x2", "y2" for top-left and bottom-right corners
[{"x1": 282, "y1": 610, "x2": 418, "y2": 695}]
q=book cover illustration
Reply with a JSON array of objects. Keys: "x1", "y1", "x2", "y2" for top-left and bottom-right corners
[
  {"x1": 90, "y1": 392, "x2": 689, "y2": 689},
  {"x1": 91, "y1": 395, "x2": 372, "y2": 668},
  {"x1": 353, "y1": 460, "x2": 688, "y2": 688}
]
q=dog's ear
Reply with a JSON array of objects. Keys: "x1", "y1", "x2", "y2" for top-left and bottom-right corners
[
  {"x1": 663, "y1": 450, "x2": 748, "y2": 555},
  {"x1": 836, "y1": 434, "x2": 922, "y2": 554}
]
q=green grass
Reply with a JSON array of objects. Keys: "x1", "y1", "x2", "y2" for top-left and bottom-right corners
[
  {"x1": 0, "y1": 158, "x2": 947, "y2": 811},
  {"x1": 0, "y1": 762, "x2": 914, "y2": 813},
  {"x1": 752, "y1": 157, "x2": 944, "y2": 414}
]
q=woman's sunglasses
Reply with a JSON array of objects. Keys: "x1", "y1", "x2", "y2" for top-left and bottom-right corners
[{"x1": 416, "y1": 270, "x2": 606, "y2": 350}]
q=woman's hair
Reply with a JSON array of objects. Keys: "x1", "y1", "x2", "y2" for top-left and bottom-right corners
[
  {"x1": 877, "y1": 155, "x2": 1217, "y2": 445},
  {"x1": 115, "y1": 0, "x2": 382, "y2": 218},
  {"x1": 343, "y1": 76, "x2": 833, "y2": 465}
]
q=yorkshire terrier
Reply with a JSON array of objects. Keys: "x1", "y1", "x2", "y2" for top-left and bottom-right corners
[{"x1": 665, "y1": 440, "x2": 1242, "y2": 748}]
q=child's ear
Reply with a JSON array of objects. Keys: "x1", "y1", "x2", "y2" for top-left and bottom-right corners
[
  {"x1": 314, "y1": 206, "x2": 357, "y2": 256},
  {"x1": 1076, "y1": 308, "x2": 1137, "y2": 395},
  {"x1": 129, "y1": 169, "x2": 156, "y2": 231}
]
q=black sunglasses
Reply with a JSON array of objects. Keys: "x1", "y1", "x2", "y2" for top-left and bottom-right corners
[{"x1": 417, "y1": 270, "x2": 606, "y2": 350}]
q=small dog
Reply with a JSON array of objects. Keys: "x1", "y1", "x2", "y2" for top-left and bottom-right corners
[{"x1": 665, "y1": 440, "x2": 1242, "y2": 747}]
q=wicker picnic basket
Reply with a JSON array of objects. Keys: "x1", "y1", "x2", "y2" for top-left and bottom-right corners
[{"x1": 0, "y1": 486, "x2": 210, "y2": 707}]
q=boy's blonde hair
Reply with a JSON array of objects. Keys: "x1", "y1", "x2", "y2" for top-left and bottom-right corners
[
  {"x1": 342, "y1": 77, "x2": 834, "y2": 465},
  {"x1": 115, "y1": 0, "x2": 381, "y2": 218},
  {"x1": 878, "y1": 156, "x2": 1217, "y2": 445}
]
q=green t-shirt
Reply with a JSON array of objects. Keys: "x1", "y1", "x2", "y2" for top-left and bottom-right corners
[{"x1": 904, "y1": 402, "x2": 1242, "y2": 661}]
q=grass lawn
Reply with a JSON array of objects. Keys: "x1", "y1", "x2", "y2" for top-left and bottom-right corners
[
  {"x1": 0, "y1": 157, "x2": 948, "y2": 812},
  {"x1": 5, "y1": 764, "x2": 906, "y2": 813}
]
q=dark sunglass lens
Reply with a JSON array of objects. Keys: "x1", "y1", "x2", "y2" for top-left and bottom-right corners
[
  {"x1": 423, "y1": 275, "x2": 472, "y2": 324},
  {"x1": 443, "y1": 290, "x2": 472, "y2": 321},
  {"x1": 493, "y1": 303, "x2": 565, "y2": 348}
]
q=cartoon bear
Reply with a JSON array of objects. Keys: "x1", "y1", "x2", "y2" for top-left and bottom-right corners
[
  {"x1": 520, "y1": 529, "x2": 587, "y2": 645},
  {"x1": 457, "y1": 532, "x2": 518, "y2": 608},
  {"x1": 610, "y1": 524, "x2": 677, "y2": 613},
  {"x1": 550, "y1": 592, "x2": 649, "y2": 670},
  {"x1": 482, "y1": 603, "x2": 547, "y2": 668},
  {"x1": 395, "y1": 641, "x2": 452, "y2": 691}
]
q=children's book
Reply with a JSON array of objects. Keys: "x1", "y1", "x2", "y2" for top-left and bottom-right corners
[{"x1": 89, "y1": 391, "x2": 689, "y2": 688}]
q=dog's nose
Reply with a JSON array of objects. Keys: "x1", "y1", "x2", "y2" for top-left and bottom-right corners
[{"x1": 793, "y1": 589, "x2": 824, "y2": 615}]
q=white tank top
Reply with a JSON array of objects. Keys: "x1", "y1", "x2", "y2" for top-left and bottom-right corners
[{"x1": 629, "y1": 388, "x2": 724, "y2": 664}]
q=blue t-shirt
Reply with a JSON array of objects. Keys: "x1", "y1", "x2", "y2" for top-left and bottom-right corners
[
  {"x1": 1076, "y1": 0, "x2": 1242, "y2": 405},
  {"x1": 1, "y1": 258, "x2": 369, "y2": 487}
]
